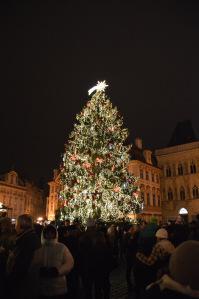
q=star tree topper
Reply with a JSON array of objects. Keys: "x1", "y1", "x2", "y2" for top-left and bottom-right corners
[{"x1": 88, "y1": 80, "x2": 108, "y2": 95}]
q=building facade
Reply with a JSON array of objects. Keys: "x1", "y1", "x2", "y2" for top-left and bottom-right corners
[
  {"x1": 46, "y1": 169, "x2": 60, "y2": 221},
  {"x1": 128, "y1": 138, "x2": 162, "y2": 222},
  {"x1": 0, "y1": 170, "x2": 46, "y2": 220},
  {"x1": 155, "y1": 141, "x2": 199, "y2": 222}
]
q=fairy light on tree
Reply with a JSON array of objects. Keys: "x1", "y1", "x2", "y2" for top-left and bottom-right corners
[{"x1": 59, "y1": 81, "x2": 141, "y2": 223}]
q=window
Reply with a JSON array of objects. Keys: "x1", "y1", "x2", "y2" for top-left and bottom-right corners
[
  {"x1": 157, "y1": 196, "x2": 161, "y2": 207},
  {"x1": 178, "y1": 164, "x2": 183, "y2": 175},
  {"x1": 166, "y1": 167, "x2": 171, "y2": 177},
  {"x1": 180, "y1": 187, "x2": 185, "y2": 200},
  {"x1": 168, "y1": 188, "x2": 173, "y2": 200},
  {"x1": 156, "y1": 174, "x2": 159, "y2": 183},
  {"x1": 140, "y1": 169, "x2": 144, "y2": 179},
  {"x1": 146, "y1": 171, "x2": 149, "y2": 180},
  {"x1": 152, "y1": 194, "x2": 156, "y2": 206},
  {"x1": 192, "y1": 186, "x2": 199, "y2": 199},
  {"x1": 152, "y1": 173, "x2": 154, "y2": 182},
  {"x1": 190, "y1": 162, "x2": 196, "y2": 174},
  {"x1": 141, "y1": 191, "x2": 145, "y2": 201},
  {"x1": 146, "y1": 193, "x2": 150, "y2": 206}
]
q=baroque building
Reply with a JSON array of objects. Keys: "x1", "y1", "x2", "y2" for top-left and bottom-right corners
[
  {"x1": 46, "y1": 169, "x2": 60, "y2": 221},
  {"x1": 0, "y1": 170, "x2": 46, "y2": 220},
  {"x1": 155, "y1": 141, "x2": 199, "y2": 222},
  {"x1": 155, "y1": 120, "x2": 199, "y2": 222},
  {"x1": 128, "y1": 138, "x2": 162, "y2": 222}
]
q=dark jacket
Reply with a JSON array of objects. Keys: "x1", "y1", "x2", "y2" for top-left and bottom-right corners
[{"x1": 6, "y1": 228, "x2": 40, "y2": 299}]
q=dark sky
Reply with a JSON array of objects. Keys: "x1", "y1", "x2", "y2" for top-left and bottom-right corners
[{"x1": 1, "y1": 1, "x2": 199, "y2": 183}]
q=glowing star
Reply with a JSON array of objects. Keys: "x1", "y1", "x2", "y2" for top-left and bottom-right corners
[{"x1": 88, "y1": 81, "x2": 108, "y2": 95}]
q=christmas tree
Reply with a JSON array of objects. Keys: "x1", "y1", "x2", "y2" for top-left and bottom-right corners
[{"x1": 59, "y1": 81, "x2": 140, "y2": 223}]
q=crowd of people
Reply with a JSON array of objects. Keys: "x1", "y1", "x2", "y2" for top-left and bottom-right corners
[{"x1": 0, "y1": 212, "x2": 199, "y2": 299}]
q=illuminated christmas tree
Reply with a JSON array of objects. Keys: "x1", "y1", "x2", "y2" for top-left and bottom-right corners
[{"x1": 59, "y1": 81, "x2": 140, "y2": 223}]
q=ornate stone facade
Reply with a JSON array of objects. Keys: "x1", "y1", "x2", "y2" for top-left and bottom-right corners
[
  {"x1": 128, "y1": 138, "x2": 162, "y2": 222},
  {"x1": 155, "y1": 141, "x2": 199, "y2": 222},
  {"x1": 46, "y1": 169, "x2": 60, "y2": 221},
  {"x1": 0, "y1": 170, "x2": 46, "y2": 220}
]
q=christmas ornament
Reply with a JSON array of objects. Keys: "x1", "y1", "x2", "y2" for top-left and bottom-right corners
[
  {"x1": 95, "y1": 157, "x2": 103, "y2": 164},
  {"x1": 82, "y1": 162, "x2": 91, "y2": 169},
  {"x1": 114, "y1": 186, "x2": 121, "y2": 193}
]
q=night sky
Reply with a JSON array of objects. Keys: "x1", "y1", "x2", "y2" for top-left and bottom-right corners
[{"x1": 1, "y1": 1, "x2": 199, "y2": 184}]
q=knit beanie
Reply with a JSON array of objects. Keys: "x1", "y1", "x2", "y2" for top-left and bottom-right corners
[{"x1": 169, "y1": 240, "x2": 199, "y2": 290}]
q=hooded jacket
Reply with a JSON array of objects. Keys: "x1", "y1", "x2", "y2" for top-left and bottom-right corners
[{"x1": 31, "y1": 230, "x2": 74, "y2": 297}]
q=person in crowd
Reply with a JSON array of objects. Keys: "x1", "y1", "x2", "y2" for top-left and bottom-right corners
[
  {"x1": 59, "y1": 225, "x2": 80, "y2": 299},
  {"x1": 123, "y1": 224, "x2": 139, "y2": 292},
  {"x1": 6, "y1": 214, "x2": 40, "y2": 299},
  {"x1": 145, "y1": 240, "x2": 199, "y2": 299},
  {"x1": 0, "y1": 217, "x2": 16, "y2": 298},
  {"x1": 188, "y1": 221, "x2": 199, "y2": 241},
  {"x1": 78, "y1": 218, "x2": 113, "y2": 299},
  {"x1": 136, "y1": 228, "x2": 175, "y2": 269},
  {"x1": 107, "y1": 223, "x2": 119, "y2": 264},
  {"x1": 31, "y1": 224, "x2": 74, "y2": 299},
  {"x1": 133, "y1": 221, "x2": 157, "y2": 299}
]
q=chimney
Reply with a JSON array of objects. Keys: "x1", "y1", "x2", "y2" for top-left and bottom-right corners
[
  {"x1": 135, "y1": 137, "x2": 142, "y2": 150},
  {"x1": 143, "y1": 150, "x2": 152, "y2": 165}
]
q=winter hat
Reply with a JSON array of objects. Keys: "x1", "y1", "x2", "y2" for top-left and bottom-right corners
[
  {"x1": 155, "y1": 228, "x2": 168, "y2": 239},
  {"x1": 86, "y1": 218, "x2": 96, "y2": 228},
  {"x1": 169, "y1": 240, "x2": 199, "y2": 290}
]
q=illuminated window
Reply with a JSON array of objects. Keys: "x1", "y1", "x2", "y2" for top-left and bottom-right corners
[
  {"x1": 180, "y1": 187, "x2": 185, "y2": 200},
  {"x1": 146, "y1": 171, "x2": 149, "y2": 180},
  {"x1": 166, "y1": 167, "x2": 171, "y2": 177},
  {"x1": 178, "y1": 164, "x2": 183, "y2": 175},
  {"x1": 190, "y1": 162, "x2": 196, "y2": 174},
  {"x1": 192, "y1": 186, "x2": 199, "y2": 199},
  {"x1": 147, "y1": 193, "x2": 150, "y2": 206},
  {"x1": 141, "y1": 191, "x2": 145, "y2": 201},
  {"x1": 157, "y1": 196, "x2": 161, "y2": 207},
  {"x1": 152, "y1": 194, "x2": 156, "y2": 206},
  {"x1": 168, "y1": 188, "x2": 173, "y2": 200}
]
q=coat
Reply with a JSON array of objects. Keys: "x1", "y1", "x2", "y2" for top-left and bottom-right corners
[
  {"x1": 31, "y1": 238, "x2": 74, "y2": 297},
  {"x1": 6, "y1": 228, "x2": 40, "y2": 299}
]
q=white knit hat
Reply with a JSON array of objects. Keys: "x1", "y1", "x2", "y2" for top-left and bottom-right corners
[
  {"x1": 169, "y1": 240, "x2": 199, "y2": 290},
  {"x1": 155, "y1": 228, "x2": 168, "y2": 239}
]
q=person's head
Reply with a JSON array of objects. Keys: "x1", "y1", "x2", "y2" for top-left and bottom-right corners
[
  {"x1": 64, "y1": 219, "x2": 70, "y2": 226},
  {"x1": 86, "y1": 218, "x2": 96, "y2": 229},
  {"x1": 128, "y1": 225, "x2": 138, "y2": 236},
  {"x1": 175, "y1": 215, "x2": 183, "y2": 224},
  {"x1": 16, "y1": 214, "x2": 33, "y2": 234},
  {"x1": 42, "y1": 225, "x2": 57, "y2": 244},
  {"x1": 0, "y1": 217, "x2": 12, "y2": 233},
  {"x1": 155, "y1": 228, "x2": 168, "y2": 241},
  {"x1": 140, "y1": 220, "x2": 147, "y2": 230},
  {"x1": 169, "y1": 240, "x2": 199, "y2": 290}
]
